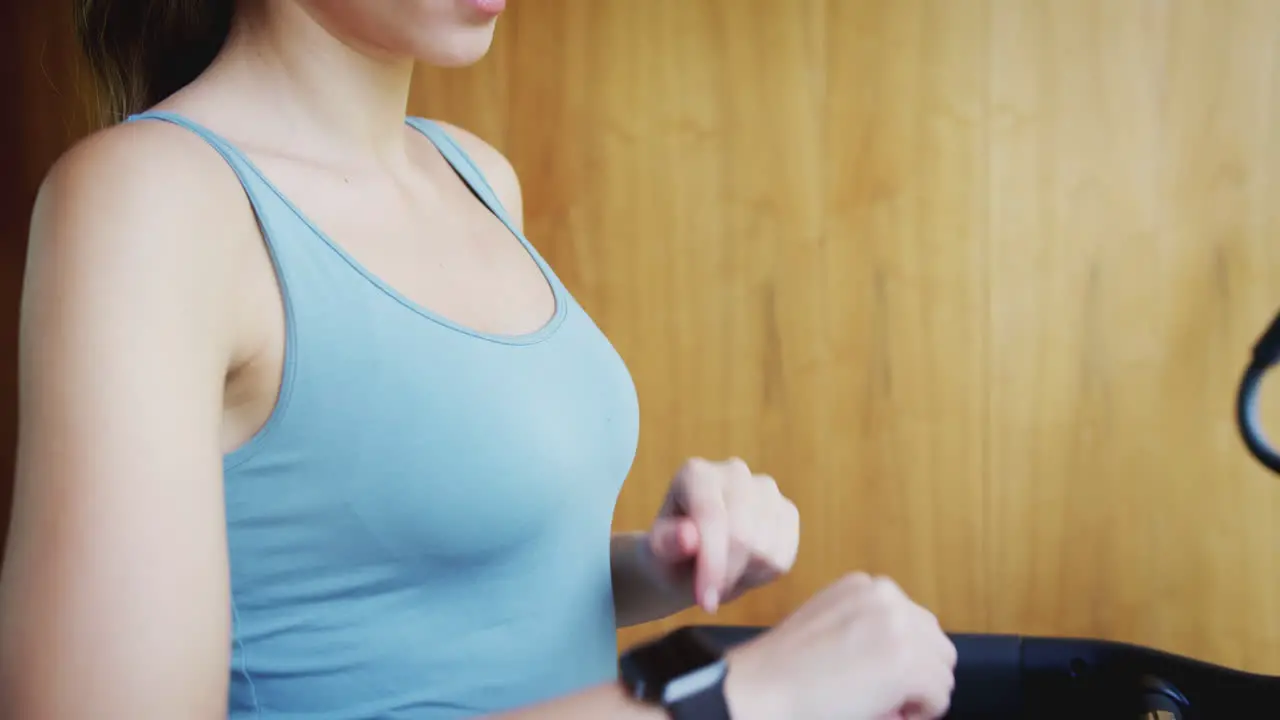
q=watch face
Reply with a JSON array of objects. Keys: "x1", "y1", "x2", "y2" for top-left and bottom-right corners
[{"x1": 619, "y1": 627, "x2": 724, "y2": 704}]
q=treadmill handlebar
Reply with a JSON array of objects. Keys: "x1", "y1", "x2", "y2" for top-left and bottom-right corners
[
  {"x1": 1241, "y1": 308, "x2": 1280, "y2": 475},
  {"x1": 1250, "y1": 307, "x2": 1280, "y2": 370},
  {"x1": 693, "y1": 625, "x2": 1279, "y2": 719}
]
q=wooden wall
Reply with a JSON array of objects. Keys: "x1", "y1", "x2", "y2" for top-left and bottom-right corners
[
  {"x1": 6, "y1": 0, "x2": 1280, "y2": 675},
  {"x1": 0, "y1": 1, "x2": 100, "y2": 562}
]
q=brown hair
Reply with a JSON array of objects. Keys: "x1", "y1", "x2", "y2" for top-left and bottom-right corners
[{"x1": 73, "y1": 0, "x2": 236, "y2": 123}]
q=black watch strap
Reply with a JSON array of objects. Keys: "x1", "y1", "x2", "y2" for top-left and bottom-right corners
[
  {"x1": 666, "y1": 666, "x2": 731, "y2": 720},
  {"x1": 618, "y1": 627, "x2": 733, "y2": 720}
]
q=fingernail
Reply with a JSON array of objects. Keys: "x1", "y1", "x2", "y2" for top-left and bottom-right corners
[{"x1": 703, "y1": 588, "x2": 720, "y2": 614}]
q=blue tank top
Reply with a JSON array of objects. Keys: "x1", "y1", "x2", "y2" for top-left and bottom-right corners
[{"x1": 126, "y1": 111, "x2": 642, "y2": 719}]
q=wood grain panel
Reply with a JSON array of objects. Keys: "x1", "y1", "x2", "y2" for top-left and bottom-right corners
[
  {"x1": 0, "y1": 0, "x2": 97, "y2": 546},
  {"x1": 5, "y1": 0, "x2": 1280, "y2": 676},
  {"x1": 986, "y1": 0, "x2": 1280, "y2": 672}
]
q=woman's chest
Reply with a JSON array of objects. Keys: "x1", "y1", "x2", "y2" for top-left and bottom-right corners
[{"x1": 223, "y1": 297, "x2": 641, "y2": 579}]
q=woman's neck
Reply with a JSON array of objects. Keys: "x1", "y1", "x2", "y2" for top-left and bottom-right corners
[{"x1": 203, "y1": 0, "x2": 417, "y2": 167}]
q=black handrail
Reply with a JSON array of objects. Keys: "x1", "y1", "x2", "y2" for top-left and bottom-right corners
[
  {"x1": 1238, "y1": 307, "x2": 1280, "y2": 475},
  {"x1": 695, "y1": 625, "x2": 1277, "y2": 719}
]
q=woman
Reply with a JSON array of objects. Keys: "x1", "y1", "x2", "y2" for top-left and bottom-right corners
[{"x1": 0, "y1": 1, "x2": 957, "y2": 718}]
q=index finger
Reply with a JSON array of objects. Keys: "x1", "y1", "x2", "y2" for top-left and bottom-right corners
[{"x1": 675, "y1": 475, "x2": 730, "y2": 613}]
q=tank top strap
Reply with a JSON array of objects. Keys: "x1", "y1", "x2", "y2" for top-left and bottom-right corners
[
  {"x1": 404, "y1": 118, "x2": 515, "y2": 229},
  {"x1": 125, "y1": 110, "x2": 285, "y2": 225}
]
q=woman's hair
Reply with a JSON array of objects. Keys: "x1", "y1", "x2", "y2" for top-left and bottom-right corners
[{"x1": 73, "y1": 0, "x2": 236, "y2": 123}]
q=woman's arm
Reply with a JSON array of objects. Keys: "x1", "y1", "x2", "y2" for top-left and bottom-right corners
[
  {"x1": 0, "y1": 124, "x2": 244, "y2": 719},
  {"x1": 486, "y1": 670, "x2": 775, "y2": 720},
  {"x1": 611, "y1": 531, "x2": 698, "y2": 627}
]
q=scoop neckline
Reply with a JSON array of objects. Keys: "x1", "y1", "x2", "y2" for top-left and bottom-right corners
[
  {"x1": 140, "y1": 110, "x2": 570, "y2": 347},
  {"x1": 262, "y1": 161, "x2": 570, "y2": 347}
]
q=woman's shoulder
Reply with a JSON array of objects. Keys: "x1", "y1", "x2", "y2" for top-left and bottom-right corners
[
  {"x1": 33, "y1": 118, "x2": 259, "y2": 284},
  {"x1": 42, "y1": 118, "x2": 249, "y2": 231},
  {"x1": 27, "y1": 118, "x2": 260, "y2": 346}
]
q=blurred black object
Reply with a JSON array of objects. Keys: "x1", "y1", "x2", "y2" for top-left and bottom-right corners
[
  {"x1": 689, "y1": 307, "x2": 1280, "y2": 719},
  {"x1": 1238, "y1": 307, "x2": 1280, "y2": 475},
  {"x1": 696, "y1": 625, "x2": 1277, "y2": 719}
]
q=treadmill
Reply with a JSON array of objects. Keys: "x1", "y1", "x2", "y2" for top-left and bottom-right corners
[{"x1": 693, "y1": 307, "x2": 1280, "y2": 719}]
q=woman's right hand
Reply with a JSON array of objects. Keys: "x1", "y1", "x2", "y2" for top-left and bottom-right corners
[{"x1": 724, "y1": 573, "x2": 957, "y2": 720}]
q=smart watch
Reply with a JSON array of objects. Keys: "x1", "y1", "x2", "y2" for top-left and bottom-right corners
[{"x1": 618, "y1": 626, "x2": 732, "y2": 720}]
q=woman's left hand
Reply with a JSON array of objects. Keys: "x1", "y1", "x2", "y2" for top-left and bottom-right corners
[{"x1": 645, "y1": 457, "x2": 801, "y2": 614}]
